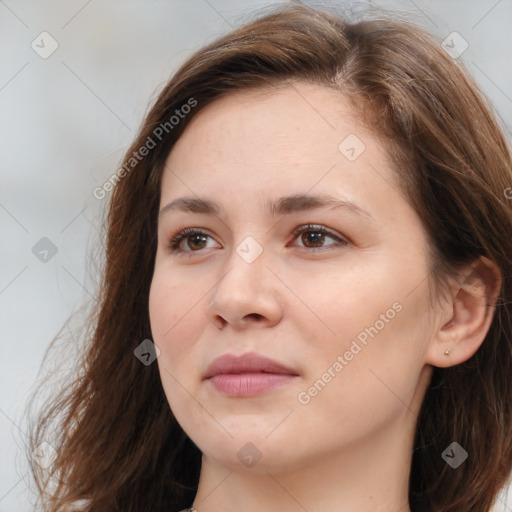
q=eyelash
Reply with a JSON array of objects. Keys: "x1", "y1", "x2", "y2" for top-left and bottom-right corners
[{"x1": 167, "y1": 224, "x2": 348, "y2": 255}]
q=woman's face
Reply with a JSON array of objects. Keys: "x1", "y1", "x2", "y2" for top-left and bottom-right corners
[{"x1": 149, "y1": 82, "x2": 438, "y2": 473}]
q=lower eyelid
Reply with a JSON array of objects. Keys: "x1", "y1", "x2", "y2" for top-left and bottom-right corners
[{"x1": 292, "y1": 239, "x2": 347, "y2": 250}]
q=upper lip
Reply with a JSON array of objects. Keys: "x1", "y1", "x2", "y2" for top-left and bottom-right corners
[{"x1": 203, "y1": 352, "x2": 299, "y2": 379}]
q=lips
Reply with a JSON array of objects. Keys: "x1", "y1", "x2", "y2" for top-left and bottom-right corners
[
  {"x1": 203, "y1": 352, "x2": 298, "y2": 379},
  {"x1": 203, "y1": 352, "x2": 299, "y2": 397}
]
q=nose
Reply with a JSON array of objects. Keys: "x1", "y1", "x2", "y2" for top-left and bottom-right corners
[{"x1": 206, "y1": 245, "x2": 284, "y2": 330}]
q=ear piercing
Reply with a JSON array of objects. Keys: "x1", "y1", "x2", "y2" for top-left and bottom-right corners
[{"x1": 444, "y1": 349, "x2": 452, "y2": 356}]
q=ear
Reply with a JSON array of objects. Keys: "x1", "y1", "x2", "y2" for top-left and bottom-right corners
[{"x1": 426, "y1": 256, "x2": 501, "y2": 368}]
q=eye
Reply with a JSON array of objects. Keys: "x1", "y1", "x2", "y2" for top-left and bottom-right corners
[
  {"x1": 167, "y1": 224, "x2": 348, "y2": 255},
  {"x1": 168, "y1": 228, "x2": 220, "y2": 253},
  {"x1": 290, "y1": 224, "x2": 348, "y2": 250}
]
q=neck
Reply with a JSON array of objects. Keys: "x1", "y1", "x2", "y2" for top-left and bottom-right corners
[{"x1": 189, "y1": 408, "x2": 416, "y2": 512}]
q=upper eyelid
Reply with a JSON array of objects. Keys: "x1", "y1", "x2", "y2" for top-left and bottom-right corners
[{"x1": 291, "y1": 224, "x2": 345, "y2": 240}]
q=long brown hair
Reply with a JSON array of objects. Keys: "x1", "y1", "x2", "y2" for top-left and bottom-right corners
[{"x1": 28, "y1": 3, "x2": 512, "y2": 511}]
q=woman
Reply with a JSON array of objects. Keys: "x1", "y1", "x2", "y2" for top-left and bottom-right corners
[{"x1": 28, "y1": 3, "x2": 512, "y2": 512}]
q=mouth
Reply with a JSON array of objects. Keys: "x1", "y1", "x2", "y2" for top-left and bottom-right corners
[{"x1": 203, "y1": 352, "x2": 299, "y2": 397}]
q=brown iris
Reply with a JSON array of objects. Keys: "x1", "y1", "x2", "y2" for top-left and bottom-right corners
[
  {"x1": 187, "y1": 234, "x2": 208, "y2": 250},
  {"x1": 301, "y1": 231, "x2": 325, "y2": 248}
]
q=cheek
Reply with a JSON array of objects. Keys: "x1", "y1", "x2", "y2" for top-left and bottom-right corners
[
  {"x1": 148, "y1": 266, "x2": 210, "y2": 369},
  {"x1": 289, "y1": 262, "x2": 401, "y2": 343},
  {"x1": 150, "y1": 261, "x2": 194, "y2": 327},
  {"x1": 296, "y1": 256, "x2": 431, "y2": 387},
  {"x1": 149, "y1": 271, "x2": 204, "y2": 416},
  {"x1": 149, "y1": 278, "x2": 178, "y2": 341},
  {"x1": 149, "y1": 271, "x2": 188, "y2": 357},
  {"x1": 297, "y1": 299, "x2": 429, "y2": 445}
]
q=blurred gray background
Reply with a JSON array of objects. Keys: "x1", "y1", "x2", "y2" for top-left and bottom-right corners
[{"x1": 1, "y1": 1, "x2": 511, "y2": 510}]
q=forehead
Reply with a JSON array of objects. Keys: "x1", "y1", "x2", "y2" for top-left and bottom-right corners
[
  {"x1": 161, "y1": 83, "x2": 387, "y2": 194},
  {"x1": 172, "y1": 84, "x2": 364, "y2": 154},
  {"x1": 158, "y1": 83, "x2": 428, "y2": 254}
]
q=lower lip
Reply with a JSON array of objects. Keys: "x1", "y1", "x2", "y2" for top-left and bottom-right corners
[{"x1": 207, "y1": 373, "x2": 297, "y2": 397}]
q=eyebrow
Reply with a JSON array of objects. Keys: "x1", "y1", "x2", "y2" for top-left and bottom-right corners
[{"x1": 158, "y1": 193, "x2": 375, "y2": 222}]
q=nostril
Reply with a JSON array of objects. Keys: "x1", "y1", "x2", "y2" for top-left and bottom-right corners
[{"x1": 245, "y1": 313, "x2": 263, "y2": 320}]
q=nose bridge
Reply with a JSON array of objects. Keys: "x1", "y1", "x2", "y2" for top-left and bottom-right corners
[
  {"x1": 207, "y1": 234, "x2": 282, "y2": 327},
  {"x1": 218, "y1": 234, "x2": 270, "y2": 297}
]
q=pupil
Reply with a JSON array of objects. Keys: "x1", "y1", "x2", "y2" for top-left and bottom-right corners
[
  {"x1": 189, "y1": 234, "x2": 206, "y2": 250},
  {"x1": 303, "y1": 231, "x2": 324, "y2": 247}
]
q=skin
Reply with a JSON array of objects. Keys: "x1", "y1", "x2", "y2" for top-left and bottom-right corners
[{"x1": 148, "y1": 82, "x2": 499, "y2": 512}]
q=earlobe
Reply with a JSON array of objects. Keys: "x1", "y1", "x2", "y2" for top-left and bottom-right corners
[{"x1": 426, "y1": 256, "x2": 501, "y2": 369}]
